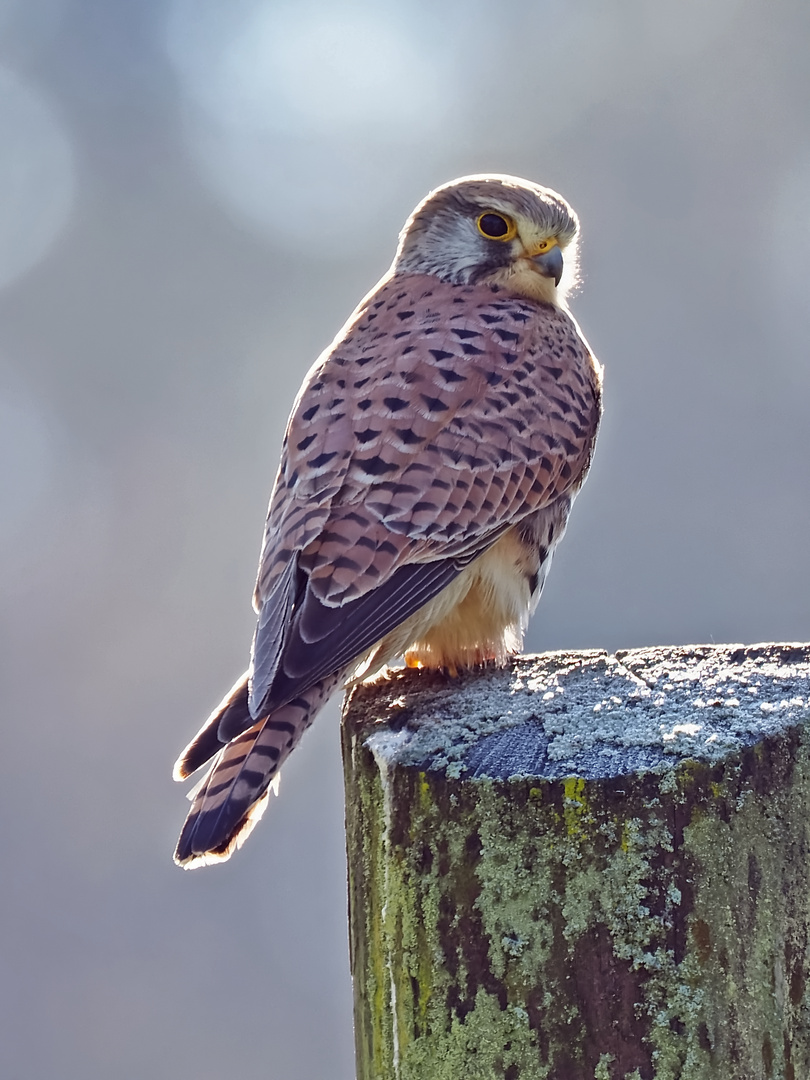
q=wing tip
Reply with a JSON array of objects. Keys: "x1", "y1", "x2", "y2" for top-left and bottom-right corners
[
  {"x1": 172, "y1": 757, "x2": 192, "y2": 783},
  {"x1": 172, "y1": 672, "x2": 252, "y2": 781}
]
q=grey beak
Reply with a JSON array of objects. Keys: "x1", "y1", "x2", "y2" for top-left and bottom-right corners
[{"x1": 532, "y1": 246, "x2": 564, "y2": 286}]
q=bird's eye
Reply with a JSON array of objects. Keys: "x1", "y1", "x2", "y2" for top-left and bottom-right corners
[{"x1": 477, "y1": 212, "x2": 516, "y2": 241}]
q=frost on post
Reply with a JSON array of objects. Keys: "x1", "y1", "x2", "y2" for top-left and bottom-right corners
[{"x1": 341, "y1": 644, "x2": 810, "y2": 1080}]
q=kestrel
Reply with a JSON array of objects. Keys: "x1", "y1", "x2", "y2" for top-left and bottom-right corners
[{"x1": 173, "y1": 174, "x2": 603, "y2": 867}]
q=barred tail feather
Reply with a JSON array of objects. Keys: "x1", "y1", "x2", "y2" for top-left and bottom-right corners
[{"x1": 173, "y1": 674, "x2": 341, "y2": 868}]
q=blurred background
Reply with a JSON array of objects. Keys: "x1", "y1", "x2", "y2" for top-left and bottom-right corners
[{"x1": 1, "y1": 0, "x2": 809, "y2": 1076}]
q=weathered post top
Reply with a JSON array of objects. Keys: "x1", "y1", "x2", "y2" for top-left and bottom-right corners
[
  {"x1": 342, "y1": 643, "x2": 810, "y2": 1080},
  {"x1": 347, "y1": 644, "x2": 810, "y2": 783}
]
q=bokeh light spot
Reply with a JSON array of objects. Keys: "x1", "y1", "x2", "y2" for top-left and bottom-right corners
[
  {"x1": 219, "y1": 2, "x2": 446, "y2": 138},
  {"x1": 0, "y1": 66, "x2": 74, "y2": 289},
  {"x1": 164, "y1": 0, "x2": 461, "y2": 255}
]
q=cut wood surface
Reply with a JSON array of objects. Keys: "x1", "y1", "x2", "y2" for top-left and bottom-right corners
[{"x1": 342, "y1": 643, "x2": 810, "y2": 1080}]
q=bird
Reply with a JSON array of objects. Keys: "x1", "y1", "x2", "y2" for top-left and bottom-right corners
[{"x1": 173, "y1": 173, "x2": 603, "y2": 867}]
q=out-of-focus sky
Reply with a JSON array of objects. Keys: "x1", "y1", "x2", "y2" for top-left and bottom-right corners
[{"x1": 1, "y1": 1, "x2": 809, "y2": 1077}]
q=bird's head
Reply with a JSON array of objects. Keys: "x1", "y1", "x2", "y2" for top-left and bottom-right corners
[{"x1": 392, "y1": 174, "x2": 580, "y2": 307}]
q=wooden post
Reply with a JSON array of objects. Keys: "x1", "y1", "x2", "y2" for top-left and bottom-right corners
[{"x1": 341, "y1": 644, "x2": 810, "y2": 1080}]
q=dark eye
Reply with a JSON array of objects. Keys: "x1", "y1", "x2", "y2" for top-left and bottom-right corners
[{"x1": 477, "y1": 212, "x2": 516, "y2": 241}]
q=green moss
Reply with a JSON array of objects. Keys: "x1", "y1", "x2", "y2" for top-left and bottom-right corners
[
  {"x1": 594, "y1": 1055, "x2": 614, "y2": 1079},
  {"x1": 401, "y1": 989, "x2": 544, "y2": 1079}
]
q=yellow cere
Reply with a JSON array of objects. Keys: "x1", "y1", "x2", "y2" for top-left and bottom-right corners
[{"x1": 526, "y1": 236, "x2": 559, "y2": 256}]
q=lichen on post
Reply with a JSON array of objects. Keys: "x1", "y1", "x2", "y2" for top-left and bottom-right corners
[{"x1": 341, "y1": 644, "x2": 810, "y2": 1080}]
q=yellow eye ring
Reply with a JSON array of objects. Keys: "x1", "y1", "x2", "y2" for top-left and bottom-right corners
[{"x1": 476, "y1": 212, "x2": 517, "y2": 242}]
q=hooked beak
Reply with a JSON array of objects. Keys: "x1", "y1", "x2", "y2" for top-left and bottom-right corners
[{"x1": 532, "y1": 245, "x2": 564, "y2": 287}]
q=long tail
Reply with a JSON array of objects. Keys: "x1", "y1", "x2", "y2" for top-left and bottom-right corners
[{"x1": 173, "y1": 673, "x2": 342, "y2": 868}]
